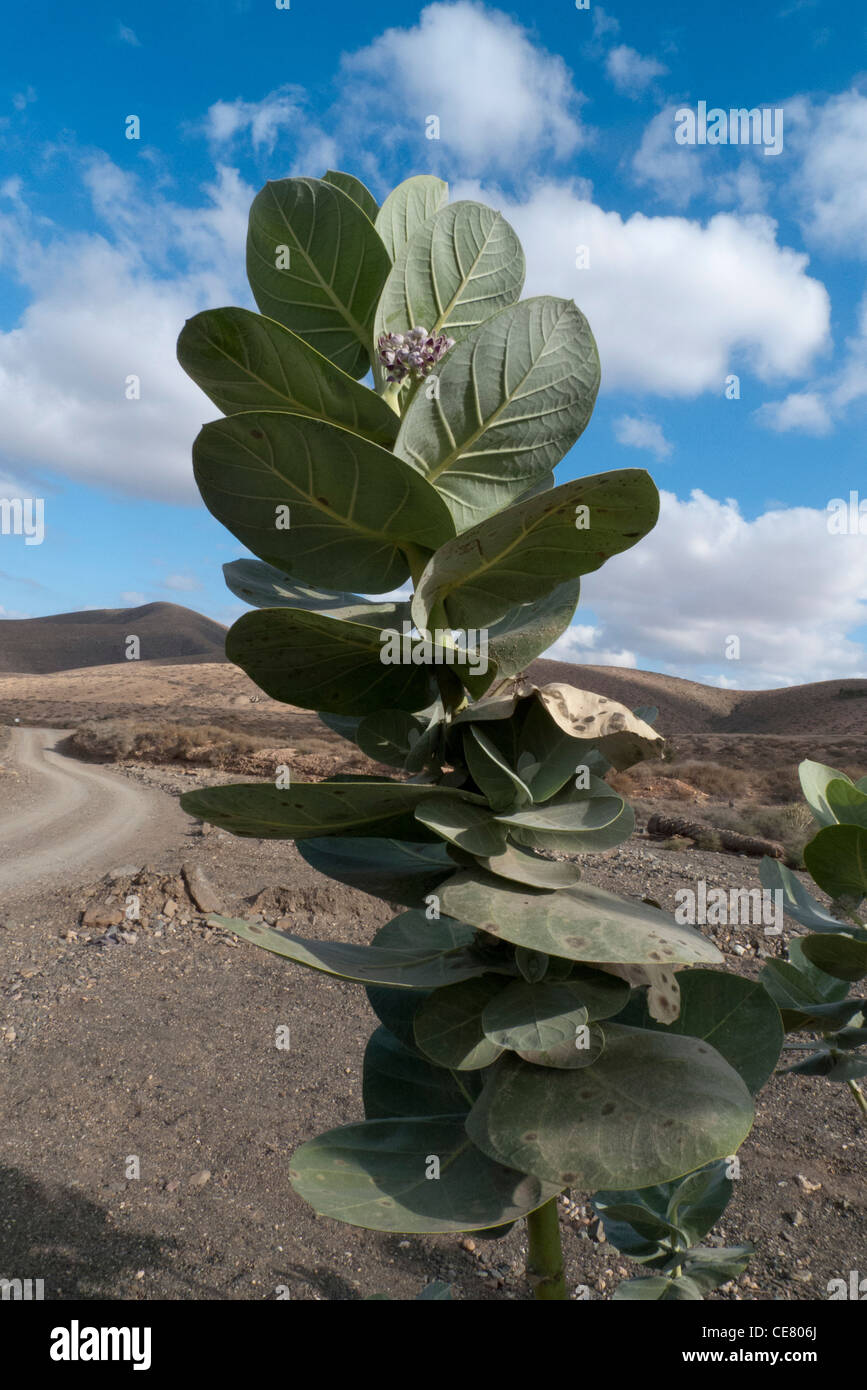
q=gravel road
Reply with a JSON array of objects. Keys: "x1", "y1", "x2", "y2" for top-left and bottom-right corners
[{"x1": 0, "y1": 727, "x2": 188, "y2": 902}]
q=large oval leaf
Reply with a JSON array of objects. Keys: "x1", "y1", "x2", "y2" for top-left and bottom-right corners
[
  {"x1": 222, "y1": 559, "x2": 411, "y2": 628},
  {"x1": 246, "y1": 177, "x2": 390, "y2": 378},
  {"x1": 225, "y1": 605, "x2": 436, "y2": 716},
  {"x1": 483, "y1": 581, "x2": 582, "y2": 689},
  {"x1": 414, "y1": 976, "x2": 508, "y2": 1070},
  {"x1": 803, "y1": 824, "x2": 867, "y2": 902},
  {"x1": 289, "y1": 1116, "x2": 561, "y2": 1232},
  {"x1": 480, "y1": 844, "x2": 583, "y2": 890},
  {"x1": 374, "y1": 174, "x2": 449, "y2": 262},
  {"x1": 411, "y1": 470, "x2": 659, "y2": 632},
  {"x1": 759, "y1": 856, "x2": 845, "y2": 933},
  {"x1": 799, "y1": 759, "x2": 851, "y2": 828},
  {"x1": 322, "y1": 169, "x2": 379, "y2": 224},
  {"x1": 363, "y1": 1026, "x2": 482, "y2": 1119},
  {"x1": 214, "y1": 908, "x2": 493, "y2": 988},
  {"x1": 193, "y1": 410, "x2": 453, "y2": 593},
  {"x1": 375, "y1": 201, "x2": 525, "y2": 350},
  {"x1": 800, "y1": 932, "x2": 867, "y2": 982},
  {"x1": 482, "y1": 979, "x2": 613, "y2": 1052},
  {"x1": 394, "y1": 298, "x2": 600, "y2": 533},
  {"x1": 177, "y1": 308, "x2": 399, "y2": 446},
  {"x1": 180, "y1": 780, "x2": 482, "y2": 842},
  {"x1": 617, "y1": 969, "x2": 783, "y2": 1095},
  {"x1": 415, "y1": 795, "x2": 509, "y2": 857},
  {"x1": 439, "y1": 870, "x2": 723, "y2": 965},
  {"x1": 465, "y1": 1026, "x2": 754, "y2": 1190},
  {"x1": 297, "y1": 837, "x2": 456, "y2": 907}
]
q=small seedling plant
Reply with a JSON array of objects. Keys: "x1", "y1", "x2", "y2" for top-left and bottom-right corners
[
  {"x1": 760, "y1": 759, "x2": 867, "y2": 1119},
  {"x1": 177, "y1": 171, "x2": 783, "y2": 1299}
]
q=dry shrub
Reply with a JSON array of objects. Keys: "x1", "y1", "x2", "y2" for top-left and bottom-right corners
[{"x1": 71, "y1": 719, "x2": 264, "y2": 767}]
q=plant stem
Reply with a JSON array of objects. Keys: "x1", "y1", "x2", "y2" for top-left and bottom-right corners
[
  {"x1": 847, "y1": 1079, "x2": 867, "y2": 1120},
  {"x1": 526, "y1": 1199, "x2": 567, "y2": 1300}
]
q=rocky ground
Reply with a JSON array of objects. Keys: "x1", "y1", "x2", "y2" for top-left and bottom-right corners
[{"x1": 1, "y1": 754, "x2": 863, "y2": 1301}]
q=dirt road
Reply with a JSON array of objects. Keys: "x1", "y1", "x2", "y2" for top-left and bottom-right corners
[{"x1": 0, "y1": 727, "x2": 188, "y2": 901}]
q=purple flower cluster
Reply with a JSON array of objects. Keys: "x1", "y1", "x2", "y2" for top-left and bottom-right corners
[{"x1": 377, "y1": 326, "x2": 455, "y2": 384}]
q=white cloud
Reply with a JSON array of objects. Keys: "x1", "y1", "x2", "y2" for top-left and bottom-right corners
[
  {"x1": 591, "y1": 7, "x2": 620, "y2": 41},
  {"x1": 0, "y1": 160, "x2": 253, "y2": 502},
  {"x1": 556, "y1": 490, "x2": 867, "y2": 688},
  {"x1": 203, "y1": 87, "x2": 337, "y2": 171},
  {"x1": 0, "y1": 604, "x2": 30, "y2": 618},
  {"x1": 613, "y1": 414, "x2": 673, "y2": 459},
  {"x1": 12, "y1": 87, "x2": 36, "y2": 112},
  {"x1": 120, "y1": 591, "x2": 147, "y2": 604},
  {"x1": 605, "y1": 45, "x2": 667, "y2": 99},
  {"x1": 162, "y1": 574, "x2": 202, "y2": 592},
  {"x1": 455, "y1": 181, "x2": 830, "y2": 395},
  {"x1": 632, "y1": 107, "x2": 769, "y2": 211},
  {"x1": 754, "y1": 390, "x2": 833, "y2": 435},
  {"x1": 340, "y1": 2, "x2": 585, "y2": 175},
  {"x1": 117, "y1": 24, "x2": 141, "y2": 46},
  {"x1": 795, "y1": 86, "x2": 867, "y2": 253}
]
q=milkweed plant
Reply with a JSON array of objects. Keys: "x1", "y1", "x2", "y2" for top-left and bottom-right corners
[{"x1": 177, "y1": 170, "x2": 785, "y2": 1300}]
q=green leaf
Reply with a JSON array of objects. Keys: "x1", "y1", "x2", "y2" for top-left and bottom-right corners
[
  {"x1": 759, "y1": 856, "x2": 844, "y2": 934},
  {"x1": 288, "y1": 1116, "x2": 562, "y2": 1233},
  {"x1": 466, "y1": 1025, "x2": 754, "y2": 1190},
  {"x1": 803, "y1": 824, "x2": 867, "y2": 903},
  {"x1": 375, "y1": 201, "x2": 525, "y2": 353},
  {"x1": 463, "y1": 725, "x2": 532, "y2": 813},
  {"x1": 393, "y1": 298, "x2": 600, "y2": 533},
  {"x1": 177, "y1": 307, "x2": 399, "y2": 447},
  {"x1": 494, "y1": 775, "x2": 625, "y2": 844},
  {"x1": 480, "y1": 844, "x2": 582, "y2": 890},
  {"x1": 616, "y1": 969, "x2": 783, "y2": 1095},
  {"x1": 223, "y1": 559, "x2": 411, "y2": 628},
  {"x1": 214, "y1": 908, "x2": 497, "y2": 989},
  {"x1": 516, "y1": 1025, "x2": 606, "y2": 1070},
  {"x1": 483, "y1": 581, "x2": 582, "y2": 687},
  {"x1": 246, "y1": 176, "x2": 390, "y2": 378},
  {"x1": 355, "y1": 710, "x2": 429, "y2": 768},
  {"x1": 825, "y1": 778, "x2": 867, "y2": 828},
  {"x1": 322, "y1": 169, "x2": 379, "y2": 224},
  {"x1": 482, "y1": 976, "x2": 627, "y2": 1053},
  {"x1": 595, "y1": 1160, "x2": 735, "y2": 1258},
  {"x1": 760, "y1": 959, "x2": 856, "y2": 1031},
  {"x1": 415, "y1": 795, "x2": 509, "y2": 857},
  {"x1": 799, "y1": 759, "x2": 853, "y2": 828},
  {"x1": 411, "y1": 470, "x2": 660, "y2": 632},
  {"x1": 180, "y1": 780, "x2": 482, "y2": 842},
  {"x1": 800, "y1": 933, "x2": 867, "y2": 982},
  {"x1": 226, "y1": 605, "x2": 437, "y2": 716},
  {"x1": 439, "y1": 870, "x2": 723, "y2": 965},
  {"x1": 193, "y1": 411, "x2": 454, "y2": 594},
  {"x1": 414, "y1": 976, "x2": 507, "y2": 1070},
  {"x1": 613, "y1": 1274, "x2": 703, "y2": 1301},
  {"x1": 363, "y1": 1026, "x2": 482, "y2": 1119},
  {"x1": 297, "y1": 837, "x2": 455, "y2": 908},
  {"x1": 366, "y1": 986, "x2": 430, "y2": 1054},
  {"x1": 374, "y1": 174, "x2": 449, "y2": 262},
  {"x1": 509, "y1": 803, "x2": 636, "y2": 857}
]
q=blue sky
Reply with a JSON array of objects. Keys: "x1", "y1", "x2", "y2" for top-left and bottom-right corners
[{"x1": 1, "y1": 0, "x2": 866, "y2": 688}]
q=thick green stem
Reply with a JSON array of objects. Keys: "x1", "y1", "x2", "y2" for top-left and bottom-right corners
[
  {"x1": 526, "y1": 1198, "x2": 567, "y2": 1300},
  {"x1": 847, "y1": 1078, "x2": 867, "y2": 1120}
]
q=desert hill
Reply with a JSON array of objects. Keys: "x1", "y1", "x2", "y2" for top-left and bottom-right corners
[
  {"x1": 0, "y1": 603, "x2": 227, "y2": 674},
  {"x1": 529, "y1": 659, "x2": 867, "y2": 737}
]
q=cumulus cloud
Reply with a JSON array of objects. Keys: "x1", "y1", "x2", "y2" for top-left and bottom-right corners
[
  {"x1": 795, "y1": 86, "x2": 867, "y2": 253},
  {"x1": 613, "y1": 414, "x2": 673, "y2": 459},
  {"x1": 203, "y1": 87, "x2": 337, "y2": 168},
  {"x1": 0, "y1": 160, "x2": 253, "y2": 502},
  {"x1": 340, "y1": 2, "x2": 585, "y2": 175},
  {"x1": 605, "y1": 45, "x2": 668, "y2": 99},
  {"x1": 550, "y1": 490, "x2": 867, "y2": 687},
  {"x1": 632, "y1": 106, "x2": 770, "y2": 211},
  {"x1": 120, "y1": 590, "x2": 147, "y2": 604},
  {"x1": 754, "y1": 391, "x2": 833, "y2": 435},
  {"x1": 117, "y1": 24, "x2": 141, "y2": 46},
  {"x1": 455, "y1": 181, "x2": 830, "y2": 395}
]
